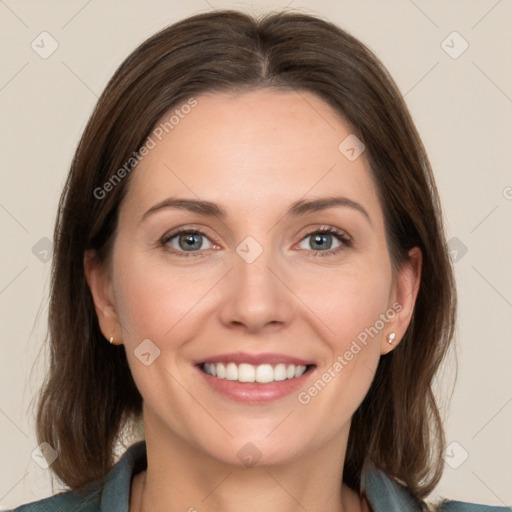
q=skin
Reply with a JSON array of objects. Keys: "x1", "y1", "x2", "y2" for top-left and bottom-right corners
[{"x1": 85, "y1": 89, "x2": 421, "y2": 512}]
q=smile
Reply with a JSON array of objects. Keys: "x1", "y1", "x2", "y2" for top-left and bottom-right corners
[
  {"x1": 195, "y1": 352, "x2": 316, "y2": 403},
  {"x1": 201, "y1": 362, "x2": 308, "y2": 383}
]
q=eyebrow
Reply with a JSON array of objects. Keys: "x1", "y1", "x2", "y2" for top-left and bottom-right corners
[{"x1": 141, "y1": 196, "x2": 372, "y2": 226}]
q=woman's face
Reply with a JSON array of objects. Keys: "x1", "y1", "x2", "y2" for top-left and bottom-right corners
[{"x1": 87, "y1": 89, "x2": 420, "y2": 467}]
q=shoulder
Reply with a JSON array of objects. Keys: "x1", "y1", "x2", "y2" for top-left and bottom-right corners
[
  {"x1": 8, "y1": 485, "x2": 101, "y2": 512},
  {"x1": 361, "y1": 465, "x2": 511, "y2": 512},
  {"x1": 9, "y1": 440, "x2": 147, "y2": 512},
  {"x1": 436, "y1": 500, "x2": 511, "y2": 512}
]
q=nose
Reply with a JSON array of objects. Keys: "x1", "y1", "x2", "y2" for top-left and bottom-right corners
[{"x1": 217, "y1": 244, "x2": 294, "y2": 334}]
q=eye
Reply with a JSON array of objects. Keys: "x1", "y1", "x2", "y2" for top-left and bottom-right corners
[
  {"x1": 160, "y1": 226, "x2": 351, "y2": 258},
  {"x1": 297, "y1": 227, "x2": 351, "y2": 256},
  {"x1": 161, "y1": 229, "x2": 215, "y2": 257}
]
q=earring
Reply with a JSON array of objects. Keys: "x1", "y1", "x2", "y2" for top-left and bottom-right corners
[
  {"x1": 387, "y1": 332, "x2": 396, "y2": 344},
  {"x1": 109, "y1": 336, "x2": 115, "y2": 345}
]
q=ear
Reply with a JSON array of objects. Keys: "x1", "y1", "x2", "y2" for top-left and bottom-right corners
[
  {"x1": 84, "y1": 250, "x2": 123, "y2": 345},
  {"x1": 380, "y1": 247, "x2": 422, "y2": 355}
]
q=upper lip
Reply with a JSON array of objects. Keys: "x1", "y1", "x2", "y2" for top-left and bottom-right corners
[{"x1": 196, "y1": 352, "x2": 315, "y2": 367}]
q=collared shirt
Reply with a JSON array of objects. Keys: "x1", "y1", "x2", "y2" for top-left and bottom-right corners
[{"x1": 10, "y1": 441, "x2": 511, "y2": 512}]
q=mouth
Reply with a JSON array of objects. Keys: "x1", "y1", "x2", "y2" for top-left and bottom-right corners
[
  {"x1": 194, "y1": 353, "x2": 316, "y2": 403},
  {"x1": 199, "y1": 361, "x2": 314, "y2": 383}
]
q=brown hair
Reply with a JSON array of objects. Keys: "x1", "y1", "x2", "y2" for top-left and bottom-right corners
[{"x1": 36, "y1": 9, "x2": 456, "y2": 501}]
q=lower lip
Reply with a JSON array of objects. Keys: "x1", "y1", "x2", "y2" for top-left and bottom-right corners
[{"x1": 196, "y1": 365, "x2": 315, "y2": 404}]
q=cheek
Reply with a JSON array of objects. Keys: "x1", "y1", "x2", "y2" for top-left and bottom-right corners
[
  {"x1": 112, "y1": 249, "x2": 215, "y2": 344},
  {"x1": 294, "y1": 279, "x2": 390, "y2": 433},
  {"x1": 298, "y1": 262, "x2": 393, "y2": 349},
  {"x1": 292, "y1": 262, "x2": 392, "y2": 409},
  {"x1": 110, "y1": 251, "x2": 211, "y2": 417}
]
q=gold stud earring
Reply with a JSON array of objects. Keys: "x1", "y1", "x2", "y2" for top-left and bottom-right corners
[{"x1": 387, "y1": 332, "x2": 396, "y2": 344}]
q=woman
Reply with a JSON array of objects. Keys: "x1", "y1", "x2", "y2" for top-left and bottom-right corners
[{"x1": 11, "y1": 9, "x2": 510, "y2": 512}]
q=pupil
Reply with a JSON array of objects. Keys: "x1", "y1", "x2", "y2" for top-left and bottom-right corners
[
  {"x1": 312, "y1": 233, "x2": 331, "y2": 250},
  {"x1": 180, "y1": 233, "x2": 201, "y2": 251}
]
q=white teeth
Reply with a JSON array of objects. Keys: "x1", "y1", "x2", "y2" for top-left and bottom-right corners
[
  {"x1": 202, "y1": 362, "x2": 308, "y2": 383},
  {"x1": 255, "y1": 364, "x2": 274, "y2": 383},
  {"x1": 216, "y1": 363, "x2": 225, "y2": 379},
  {"x1": 238, "y1": 363, "x2": 255, "y2": 382},
  {"x1": 273, "y1": 363, "x2": 287, "y2": 381},
  {"x1": 203, "y1": 363, "x2": 215, "y2": 376},
  {"x1": 294, "y1": 365, "x2": 306, "y2": 378},
  {"x1": 225, "y1": 362, "x2": 238, "y2": 381}
]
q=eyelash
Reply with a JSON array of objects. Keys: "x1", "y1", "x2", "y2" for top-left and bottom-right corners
[
  {"x1": 159, "y1": 226, "x2": 352, "y2": 259},
  {"x1": 303, "y1": 226, "x2": 352, "y2": 257}
]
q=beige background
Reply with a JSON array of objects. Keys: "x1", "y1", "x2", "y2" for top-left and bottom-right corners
[{"x1": 1, "y1": 0, "x2": 511, "y2": 508}]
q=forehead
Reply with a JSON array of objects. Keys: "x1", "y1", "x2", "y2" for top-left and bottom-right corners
[{"x1": 122, "y1": 89, "x2": 381, "y2": 223}]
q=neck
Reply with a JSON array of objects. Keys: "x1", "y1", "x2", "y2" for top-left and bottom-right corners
[{"x1": 131, "y1": 414, "x2": 368, "y2": 512}]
